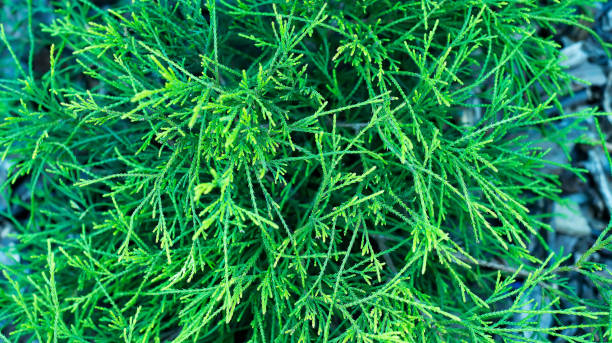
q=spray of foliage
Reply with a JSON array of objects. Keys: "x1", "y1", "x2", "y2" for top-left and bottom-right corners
[{"x1": 0, "y1": 0, "x2": 611, "y2": 342}]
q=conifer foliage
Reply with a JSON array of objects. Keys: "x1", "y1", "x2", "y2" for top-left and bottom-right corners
[{"x1": 0, "y1": 0, "x2": 611, "y2": 342}]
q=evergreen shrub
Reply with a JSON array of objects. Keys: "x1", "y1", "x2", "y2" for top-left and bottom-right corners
[{"x1": 0, "y1": 0, "x2": 611, "y2": 341}]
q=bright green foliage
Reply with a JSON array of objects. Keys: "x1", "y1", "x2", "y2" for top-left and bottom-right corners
[{"x1": 0, "y1": 0, "x2": 611, "y2": 342}]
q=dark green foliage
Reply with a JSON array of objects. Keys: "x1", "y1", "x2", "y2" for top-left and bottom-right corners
[{"x1": 0, "y1": 0, "x2": 611, "y2": 342}]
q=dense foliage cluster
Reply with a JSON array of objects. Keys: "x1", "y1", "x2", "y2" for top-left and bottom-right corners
[{"x1": 0, "y1": 0, "x2": 611, "y2": 342}]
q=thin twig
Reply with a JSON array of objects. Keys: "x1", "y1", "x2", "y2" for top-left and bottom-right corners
[{"x1": 452, "y1": 253, "x2": 532, "y2": 278}]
